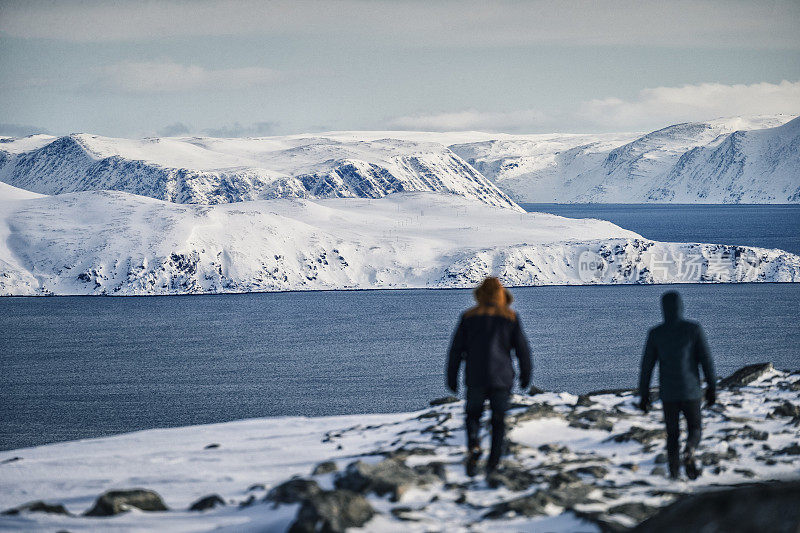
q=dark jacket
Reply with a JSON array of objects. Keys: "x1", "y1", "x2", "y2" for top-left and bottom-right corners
[
  {"x1": 639, "y1": 292, "x2": 716, "y2": 402},
  {"x1": 447, "y1": 279, "x2": 532, "y2": 392}
]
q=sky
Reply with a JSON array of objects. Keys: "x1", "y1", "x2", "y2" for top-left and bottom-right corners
[{"x1": 0, "y1": 0, "x2": 799, "y2": 138}]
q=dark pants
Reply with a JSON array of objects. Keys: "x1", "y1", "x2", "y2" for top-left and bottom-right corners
[
  {"x1": 465, "y1": 386, "x2": 510, "y2": 468},
  {"x1": 662, "y1": 399, "x2": 702, "y2": 475}
]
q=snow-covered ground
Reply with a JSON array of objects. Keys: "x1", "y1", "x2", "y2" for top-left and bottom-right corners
[
  {"x1": 1, "y1": 187, "x2": 798, "y2": 296},
  {"x1": 1, "y1": 365, "x2": 798, "y2": 532}
]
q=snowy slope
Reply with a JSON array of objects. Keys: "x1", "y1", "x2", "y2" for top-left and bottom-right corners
[
  {"x1": 1, "y1": 365, "x2": 798, "y2": 532},
  {"x1": 0, "y1": 134, "x2": 520, "y2": 210},
  {"x1": 0, "y1": 190, "x2": 798, "y2": 296},
  {"x1": 449, "y1": 114, "x2": 799, "y2": 203}
]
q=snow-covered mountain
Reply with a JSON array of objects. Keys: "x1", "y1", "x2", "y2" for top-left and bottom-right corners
[
  {"x1": 0, "y1": 134, "x2": 521, "y2": 210},
  {"x1": 1, "y1": 188, "x2": 798, "y2": 296},
  {"x1": 449, "y1": 115, "x2": 800, "y2": 203}
]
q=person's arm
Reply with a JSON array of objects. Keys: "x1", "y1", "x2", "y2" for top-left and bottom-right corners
[
  {"x1": 694, "y1": 325, "x2": 716, "y2": 405},
  {"x1": 446, "y1": 317, "x2": 466, "y2": 393},
  {"x1": 513, "y1": 317, "x2": 532, "y2": 390},
  {"x1": 638, "y1": 330, "x2": 657, "y2": 412}
]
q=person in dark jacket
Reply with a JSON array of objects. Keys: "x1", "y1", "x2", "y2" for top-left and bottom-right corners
[
  {"x1": 639, "y1": 290, "x2": 716, "y2": 480},
  {"x1": 447, "y1": 277, "x2": 532, "y2": 478}
]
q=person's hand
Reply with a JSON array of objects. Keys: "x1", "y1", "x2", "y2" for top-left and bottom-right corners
[
  {"x1": 638, "y1": 398, "x2": 650, "y2": 414},
  {"x1": 705, "y1": 387, "x2": 716, "y2": 407}
]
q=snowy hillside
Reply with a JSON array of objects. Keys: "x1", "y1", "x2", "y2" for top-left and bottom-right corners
[
  {"x1": 1, "y1": 364, "x2": 798, "y2": 532},
  {"x1": 0, "y1": 134, "x2": 520, "y2": 210},
  {"x1": 1, "y1": 189, "x2": 798, "y2": 296},
  {"x1": 449, "y1": 114, "x2": 800, "y2": 203}
]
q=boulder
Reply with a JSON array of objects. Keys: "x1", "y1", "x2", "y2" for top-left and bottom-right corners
[
  {"x1": 266, "y1": 477, "x2": 322, "y2": 504},
  {"x1": 608, "y1": 501, "x2": 659, "y2": 523},
  {"x1": 429, "y1": 396, "x2": 458, "y2": 406},
  {"x1": 607, "y1": 426, "x2": 665, "y2": 444},
  {"x1": 312, "y1": 461, "x2": 338, "y2": 475},
  {"x1": 335, "y1": 458, "x2": 438, "y2": 502},
  {"x1": 486, "y1": 463, "x2": 538, "y2": 491},
  {"x1": 568, "y1": 465, "x2": 609, "y2": 479},
  {"x1": 632, "y1": 481, "x2": 800, "y2": 532},
  {"x1": 84, "y1": 489, "x2": 168, "y2": 516},
  {"x1": 510, "y1": 402, "x2": 563, "y2": 423},
  {"x1": 189, "y1": 494, "x2": 225, "y2": 511},
  {"x1": 772, "y1": 401, "x2": 800, "y2": 418},
  {"x1": 289, "y1": 489, "x2": 374, "y2": 533},
  {"x1": 719, "y1": 363, "x2": 774, "y2": 388},
  {"x1": 2, "y1": 500, "x2": 70, "y2": 516},
  {"x1": 568, "y1": 409, "x2": 614, "y2": 431}
]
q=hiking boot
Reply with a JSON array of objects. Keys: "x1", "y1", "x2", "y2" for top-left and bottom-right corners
[
  {"x1": 683, "y1": 449, "x2": 701, "y2": 480},
  {"x1": 466, "y1": 447, "x2": 482, "y2": 477}
]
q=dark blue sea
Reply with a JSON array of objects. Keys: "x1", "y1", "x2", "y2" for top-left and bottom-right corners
[{"x1": 1, "y1": 205, "x2": 799, "y2": 451}]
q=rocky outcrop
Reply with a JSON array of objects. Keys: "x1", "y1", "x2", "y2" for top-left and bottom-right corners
[
  {"x1": 2, "y1": 500, "x2": 70, "y2": 516},
  {"x1": 83, "y1": 489, "x2": 168, "y2": 516},
  {"x1": 632, "y1": 481, "x2": 800, "y2": 532}
]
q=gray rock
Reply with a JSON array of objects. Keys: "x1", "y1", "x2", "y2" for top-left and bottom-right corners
[
  {"x1": 484, "y1": 491, "x2": 551, "y2": 518},
  {"x1": 608, "y1": 501, "x2": 659, "y2": 522},
  {"x1": 289, "y1": 489, "x2": 375, "y2": 533},
  {"x1": 650, "y1": 466, "x2": 667, "y2": 476},
  {"x1": 528, "y1": 385, "x2": 546, "y2": 396},
  {"x1": 777, "y1": 444, "x2": 800, "y2": 455},
  {"x1": 429, "y1": 396, "x2": 458, "y2": 406},
  {"x1": 772, "y1": 401, "x2": 800, "y2": 418},
  {"x1": 654, "y1": 453, "x2": 667, "y2": 464},
  {"x1": 719, "y1": 363, "x2": 773, "y2": 388},
  {"x1": 486, "y1": 463, "x2": 537, "y2": 491},
  {"x1": 84, "y1": 489, "x2": 168, "y2": 516},
  {"x1": 607, "y1": 426, "x2": 665, "y2": 444},
  {"x1": 568, "y1": 409, "x2": 614, "y2": 431},
  {"x1": 632, "y1": 480, "x2": 800, "y2": 533},
  {"x1": 204, "y1": 443, "x2": 220, "y2": 449},
  {"x1": 334, "y1": 458, "x2": 437, "y2": 502},
  {"x1": 266, "y1": 477, "x2": 322, "y2": 504},
  {"x1": 312, "y1": 461, "x2": 338, "y2": 475},
  {"x1": 2, "y1": 500, "x2": 70, "y2": 516},
  {"x1": 189, "y1": 494, "x2": 225, "y2": 511},
  {"x1": 511, "y1": 402, "x2": 564, "y2": 423},
  {"x1": 575, "y1": 394, "x2": 596, "y2": 407},
  {"x1": 569, "y1": 465, "x2": 609, "y2": 479}
]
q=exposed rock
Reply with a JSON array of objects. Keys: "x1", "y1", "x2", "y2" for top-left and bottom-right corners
[
  {"x1": 266, "y1": 477, "x2": 322, "y2": 504},
  {"x1": 632, "y1": 481, "x2": 800, "y2": 533},
  {"x1": 699, "y1": 446, "x2": 738, "y2": 466},
  {"x1": 390, "y1": 506, "x2": 422, "y2": 521},
  {"x1": 772, "y1": 401, "x2": 800, "y2": 418},
  {"x1": 289, "y1": 489, "x2": 375, "y2": 533},
  {"x1": 528, "y1": 385, "x2": 546, "y2": 396},
  {"x1": 334, "y1": 458, "x2": 438, "y2": 501},
  {"x1": 2, "y1": 500, "x2": 70, "y2": 516},
  {"x1": 510, "y1": 402, "x2": 563, "y2": 423},
  {"x1": 650, "y1": 466, "x2": 667, "y2": 476},
  {"x1": 189, "y1": 494, "x2": 225, "y2": 511},
  {"x1": 723, "y1": 425, "x2": 768, "y2": 441},
  {"x1": 247, "y1": 483, "x2": 266, "y2": 491},
  {"x1": 0, "y1": 456, "x2": 22, "y2": 465},
  {"x1": 203, "y1": 443, "x2": 220, "y2": 449},
  {"x1": 486, "y1": 463, "x2": 537, "y2": 491},
  {"x1": 568, "y1": 409, "x2": 614, "y2": 431},
  {"x1": 484, "y1": 491, "x2": 551, "y2": 518},
  {"x1": 575, "y1": 394, "x2": 596, "y2": 407},
  {"x1": 312, "y1": 461, "x2": 339, "y2": 475},
  {"x1": 719, "y1": 363, "x2": 773, "y2": 388},
  {"x1": 239, "y1": 495, "x2": 256, "y2": 507},
  {"x1": 608, "y1": 501, "x2": 659, "y2": 523},
  {"x1": 412, "y1": 461, "x2": 448, "y2": 481},
  {"x1": 608, "y1": 426, "x2": 665, "y2": 444},
  {"x1": 777, "y1": 444, "x2": 800, "y2": 456},
  {"x1": 84, "y1": 489, "x2": 168, "y2": 516},
  {"x1": 569, "y1": 465, "x2": 609, "y2": 479},
  {"x1": 429, "y1": 396, "x2": 458, "y2": 406},
  {"x1": 654, "y1": 453, "x2": 667, "y2": 464}
]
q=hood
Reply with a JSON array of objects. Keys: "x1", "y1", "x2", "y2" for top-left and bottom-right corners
[
  {"x1": 473, "y1": 277, "x2": 513, "y2": 307},
  {"x1": 661, "y1": 291, "x2": 684, "y2": 323}
]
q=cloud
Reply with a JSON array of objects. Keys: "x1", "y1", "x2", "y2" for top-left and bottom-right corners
[
  {"x1": 388, "y1": 80, "x2": 800, "y2": 133},
  {"x1": 203, "y1": 122, "x2": 277, "y2": 137},
  {"x1": 96, "y1": 61, "x2": 280, "y2": 93},
  {"x1": 1, "y1": 0, "x2": 798, "y2": 49},
  {"x1": 157, "y1": 122, "x2": 192, "y2": 137},
  {"x1": 0, "y1": 123, "x2": 51, "y2": 136}
]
